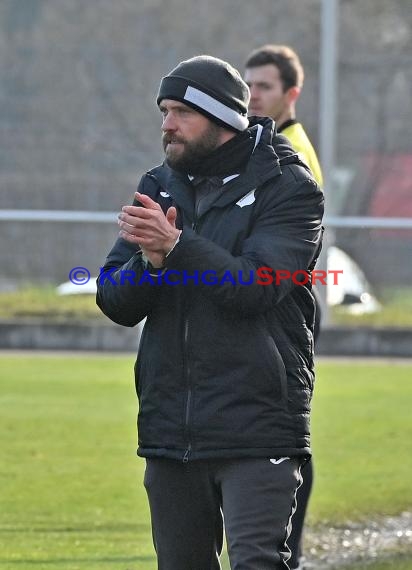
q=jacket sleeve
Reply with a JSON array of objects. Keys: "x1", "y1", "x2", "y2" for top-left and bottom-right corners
[
  {"x1": 165, "y1": 176, "x2": 324, "y2": 315},
  {"x1": 96, "y1": 177, "x2": 162, "y2": 327}
]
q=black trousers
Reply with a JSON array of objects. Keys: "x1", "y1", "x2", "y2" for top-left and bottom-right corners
[
  {"x1": 144, "y1": 456, "x2": 302, "y2": 570},
  {"x1": 287, "y1": 459, "x2": 313, "y2": 568},
  {"x1": 285, "y1": 288, "x2": 321, "y2": 568}
]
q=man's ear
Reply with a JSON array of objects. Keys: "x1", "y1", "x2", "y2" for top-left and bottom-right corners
[{"x1": 285, "y1": 86, "x2": 301, "y2": 105}]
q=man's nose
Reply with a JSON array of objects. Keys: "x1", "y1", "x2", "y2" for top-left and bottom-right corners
[
  {"x1": 249, "y1": 85, "x2": 259, "y2": 99},
  {"x1": 162, "y1": 113, "x2": 177, "y2": 132}
]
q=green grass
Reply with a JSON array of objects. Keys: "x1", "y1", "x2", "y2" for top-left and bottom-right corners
[
  {"x1": 0, "y1": 286, "x2": 103, "y2": 321},
  {"x1": 0, "y1": 356, "x2": 411, "y2": 569},
  {"x1": 310, "y1": 360, "x2": 412, "y2": 523},
  {"x1": 0, "y1": 355, "x2": 153, "y2": 569},
  {"x1": 1, "y1": 285, "x2": 412, "y2": 326},
  {"x1": 331, "y1": 287, "x2": 412, "y2": 327},
  {"x1": 341, "y1": 559, "x2": 412, "y2": 570}
]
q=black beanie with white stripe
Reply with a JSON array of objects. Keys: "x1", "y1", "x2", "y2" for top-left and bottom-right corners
[{"x1": 157, "y1": 55, "x2": 250, "y2": 132}]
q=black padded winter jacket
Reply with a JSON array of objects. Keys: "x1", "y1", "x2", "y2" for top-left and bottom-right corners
[{"x1": 96, "y1": 118, "x2": 324, "y2": 461}]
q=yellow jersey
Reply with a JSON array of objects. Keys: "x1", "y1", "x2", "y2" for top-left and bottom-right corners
[{"x1": 280, "y1": 120, "x2": 323, "y2": 187}]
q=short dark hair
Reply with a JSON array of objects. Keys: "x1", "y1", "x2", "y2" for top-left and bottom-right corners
[{"x1": 245, "y1": 45, "x2": 304, "y2": 91}]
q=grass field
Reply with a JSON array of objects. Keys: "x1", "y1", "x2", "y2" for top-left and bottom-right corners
[
  {"x1": 0, "y1": 287, "x2": 105, "y2": 322},
  {"x1": 309, "y1": 360, "x2": 412, "y2": 523},
  {"x1": 345, "y1": 560, "x2": 412, "y2": 570},
  {"x1": 0, "y1": 355, "x2": 411, "y2": 569}
]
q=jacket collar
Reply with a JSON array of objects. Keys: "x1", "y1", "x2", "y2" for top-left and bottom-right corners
[{"x1": 147, "y1": 118, "x2": 282, "y2": 219}]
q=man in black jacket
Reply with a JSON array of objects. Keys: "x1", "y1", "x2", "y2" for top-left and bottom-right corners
[{"x1": 97, "y1": 55, "x2": 324, "y2": 570}]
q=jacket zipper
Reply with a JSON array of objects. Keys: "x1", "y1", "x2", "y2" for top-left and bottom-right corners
[
  {"x1": 182, "y1": 317, "x2": 192, "y2": 462},
  {"x1": 193, "y1": 198, "x2": 203, "y2": 232},
  {"x1": 183, "y1": 209, "x2": 200, "y2": 462}
]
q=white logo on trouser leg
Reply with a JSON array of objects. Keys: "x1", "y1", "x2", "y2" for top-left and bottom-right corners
[{"x1": 269, "y1": 457, "x2": 290, "y2": 465}]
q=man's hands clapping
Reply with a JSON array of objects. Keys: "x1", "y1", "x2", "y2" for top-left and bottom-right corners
[{"x1": 118, "y1": 192, "x2": 180, "y2": 268}]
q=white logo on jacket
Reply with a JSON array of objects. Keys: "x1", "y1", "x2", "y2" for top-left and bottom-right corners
[{"x1": 236, "y1": 189, "x2": 256, "y2": 208}]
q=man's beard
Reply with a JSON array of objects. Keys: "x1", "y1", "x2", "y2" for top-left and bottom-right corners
[{"x1": 162, "y1": 123, "x2": 221, "y2": 173}]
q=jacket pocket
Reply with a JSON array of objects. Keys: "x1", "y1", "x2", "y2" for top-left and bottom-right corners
[{"x1": 263, "y1": 335, "x2": 288, "y2": 402}]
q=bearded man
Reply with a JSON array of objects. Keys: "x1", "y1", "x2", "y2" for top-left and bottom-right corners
[{"x1": 97, "y1": 55, "x2": 324, "y2": 570}]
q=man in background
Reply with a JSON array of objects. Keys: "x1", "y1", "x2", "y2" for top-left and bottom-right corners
[
  {"x1": 245, "y1": 44, "x2": 323, "y2": 570},
  {"x1": 245, "y1": 44, "x2": 323, "y2": 188}
]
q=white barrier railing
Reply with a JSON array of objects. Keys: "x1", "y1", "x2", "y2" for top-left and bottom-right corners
[
  {"x1": 1, "y1": 210, "x2": 412, "y2": 229},
  {"x1": 0, "y1": 210, "x2": 117, "y2": 223}
]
